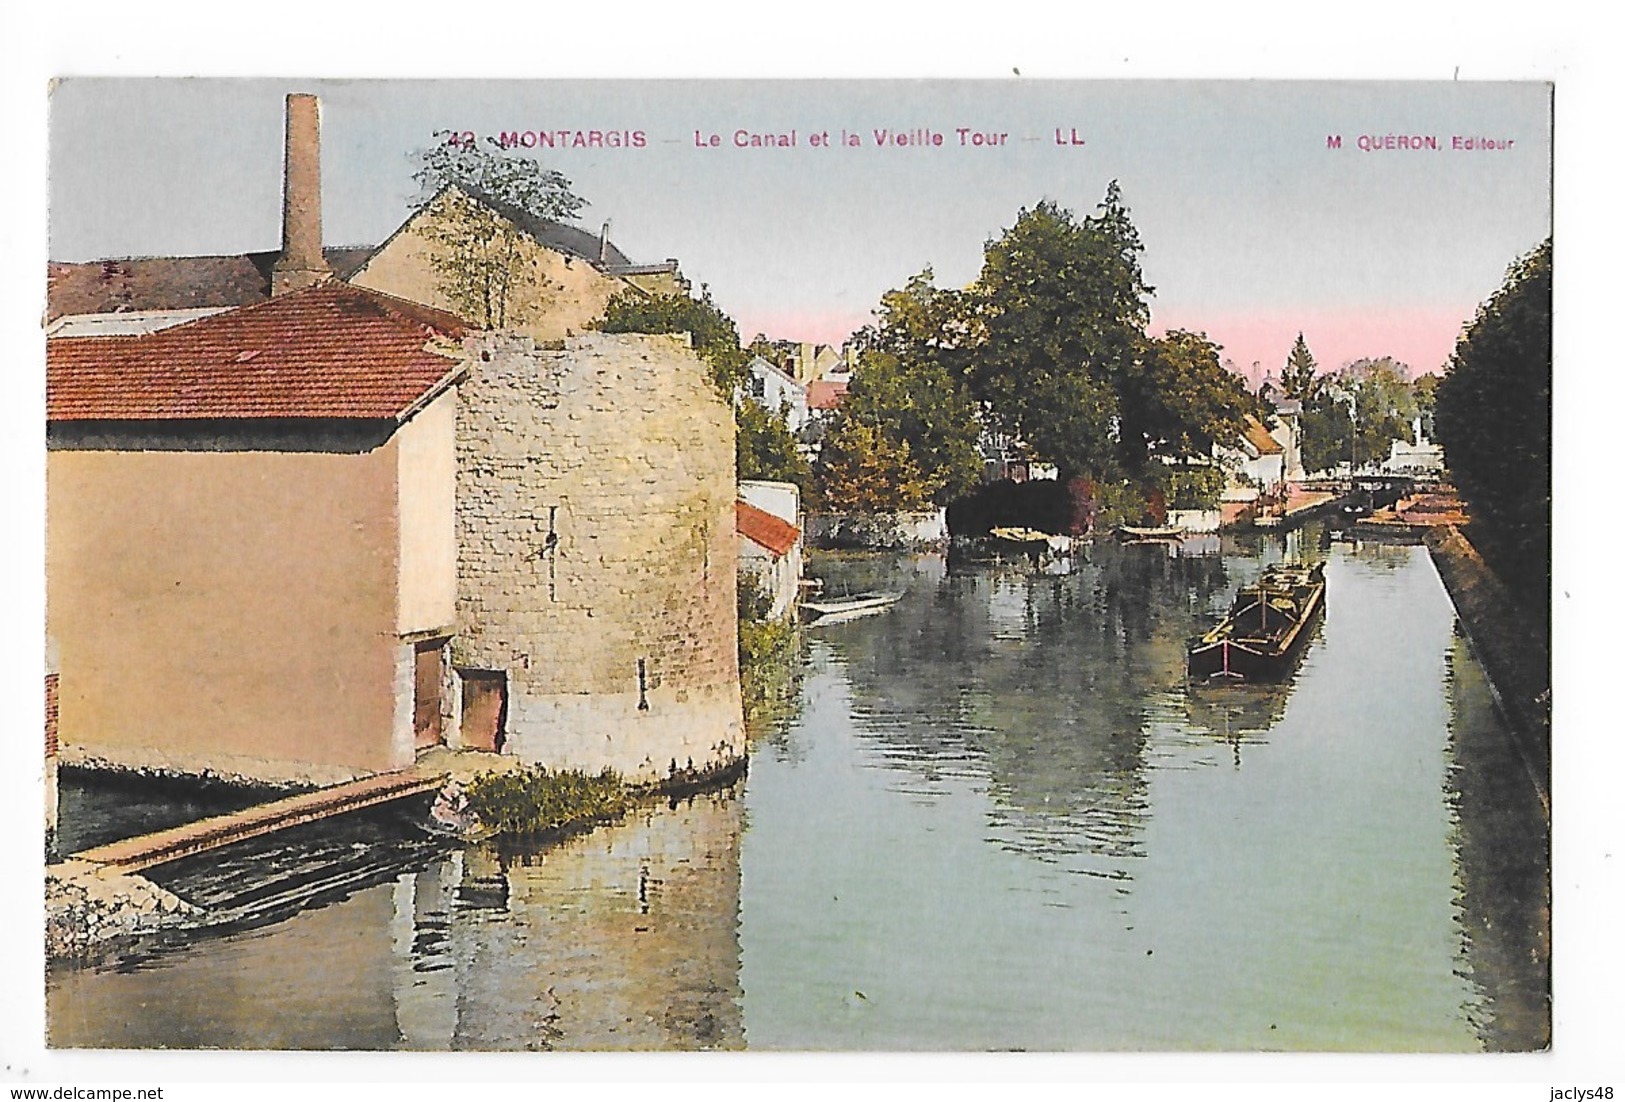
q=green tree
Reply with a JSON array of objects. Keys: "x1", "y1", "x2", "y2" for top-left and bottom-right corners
[
  {"x1": 411, "y1": 132, "x2": 588, "y2": 328},
  {"x1": 1299, "y1": 357, "x2": 1418, "y2": 473},
  {"x1": 967, "y1": 186, "x2": 1152, "y2": 481},
  {"x1": 834, "y1": 269, "x2": 985, "y2": 506},
  {"x1": 1119, "y1": 329, "x2": 1256, "y2": 470},
  {"x1": 735, "y1": 400, "x2": 813, "y2": 490},
  {"x1": 1434, "y1": 238, "x2": 1551, "y2": 608},
  {"x1": 815, "y1": 416, "x2": 934, "y2": 512},
  {"x1": 1281, "y1": 331, "x2": 1320, "y2": 399},
  {"x1": 1412, "y1": 371, "x2": 1440, "y2": 440}
]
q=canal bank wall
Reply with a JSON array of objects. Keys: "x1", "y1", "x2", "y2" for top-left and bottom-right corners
[
  {"x1": 47, "y1": 859, "x2": 202, "y2": 960},
  {"x1": 1425, "y1": 525, "x2": 1551, "y2": 808},
  {"x1": 806, "y1": 510, "x2": 948, "y2": 550},
  {"x1": 46, "y1": 759, "x2": 750, "y2": 963}
]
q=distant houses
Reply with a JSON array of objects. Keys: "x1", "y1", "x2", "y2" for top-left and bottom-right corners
[
  {"x1": 743, "y1": 356, "x2": 810, "y2": 434},
  {"x1": 739, "y1": 343, "x2": 852, "y2": 467},
  {"x1": 45, "y1": 93, "x2": 742, "y2": 789}
]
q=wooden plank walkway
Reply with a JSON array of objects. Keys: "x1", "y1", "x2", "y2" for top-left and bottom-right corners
[{"x1": 72, "y1": 770, "x2": 446, "y2": 874}]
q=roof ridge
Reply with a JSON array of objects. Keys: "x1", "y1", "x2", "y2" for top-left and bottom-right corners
[{"x1": 319, "y1": 280, "x2": 471, "y2": 339}]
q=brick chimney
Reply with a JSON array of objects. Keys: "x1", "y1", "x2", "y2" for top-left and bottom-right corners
[{"x1": 272, "y1": 93, "x2": 333, "y2": 296}]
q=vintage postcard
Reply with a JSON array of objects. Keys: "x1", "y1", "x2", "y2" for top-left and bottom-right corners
[{"x1": 32, "y1": 77, "x2": 1554, "y2": 1062}]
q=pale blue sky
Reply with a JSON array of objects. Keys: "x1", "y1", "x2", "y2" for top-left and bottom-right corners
[{"x1": 49, "y1": 79, "x2": 1550, "y2": 377}]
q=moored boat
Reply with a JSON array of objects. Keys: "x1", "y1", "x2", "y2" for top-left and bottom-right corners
[
  {"x1": 1118, "y1": 524, "x2": 1185, "y2": 542},
  {"x1": 988, "y1": 526, "x2": 1073, "y2": 556},
  {"x1": 1187, "y1": 562, "x2": 1326, "y2": 681},
  {"x1": 800, "y1": 591, "x2": 903, "y2": 625}
]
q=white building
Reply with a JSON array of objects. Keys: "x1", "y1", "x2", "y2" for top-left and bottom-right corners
[
  {"x1": 742, "y1": 355, "x2": 810, "y2": 433},
  {"x1": 736, "y1": 480, "x2": 803, "y2": 621}
]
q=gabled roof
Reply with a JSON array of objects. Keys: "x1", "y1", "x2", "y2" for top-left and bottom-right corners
[
  {"x1": 46, "y1": 248, "x2": 378, "y2": 321},
  {"x1": 736, "y1": 500, "x2": 800, "y2": 558},
  {"x1": 452, "y1": 185, "x2": 633, "y2": 267},
  {"x1": 47, "y1": 282, "x2": 468, "y2": 423},
  {"x1": 748, "y1": 355, "x2": 802, "y2": 389},
  {"x1": 1242, "y1": 414, "x2": 1283, "y2": 455}
]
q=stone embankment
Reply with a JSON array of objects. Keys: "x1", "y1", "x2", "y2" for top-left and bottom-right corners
[
  {"x1": 47, "y1": 859, "x2": 202, "y2": 960},
  {"x1": 1425, "y1": 525, "x2": 1551, "y2": 811}
]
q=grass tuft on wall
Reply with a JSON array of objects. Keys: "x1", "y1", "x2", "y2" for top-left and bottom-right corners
[{"x1": 464, "y1": 766, "x2": 629, "y2": 836}]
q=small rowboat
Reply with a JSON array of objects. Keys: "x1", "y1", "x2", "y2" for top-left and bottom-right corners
[
  {"x1": 1187, "y1": 562, "x2": 1325, "y2": 681},
  {"x1": 800, "y1": 591, "x2": 903, "y2": 625},
  {"x1": 989, "y1": 527, "x2": 1073, "y2": 555},
  {"x1": 1118, "y1": 524, "x2": 1186, "y2": 542}
]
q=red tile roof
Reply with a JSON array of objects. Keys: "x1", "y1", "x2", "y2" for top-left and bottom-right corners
[
  {"x1": 46, "y1": 249, "x2": 380, "y2": 321},
  {"x1": 47, "y1": 282, "x2": 468, "y2": 422},
  {"x1": 736, "y1": 500, "x2": 800, "y2": 558},
  {"x1": 806, "y1": 379, "x2": 848, "y2": 411}
]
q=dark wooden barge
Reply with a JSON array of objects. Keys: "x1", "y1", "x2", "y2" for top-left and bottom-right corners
[{"x1": 1187, "y1": 562, "x2": 1326, "y2": 681}]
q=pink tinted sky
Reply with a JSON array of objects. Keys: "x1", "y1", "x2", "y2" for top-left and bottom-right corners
[
  {"x1": 48, "y1": 80, "x2": 1550, "y2": 388},
  {"x1": 1150, "y1": 306, "x2": 1468, "y2": 384},
  {"x1": 744, "y1": 305, "x2": 1468, "y2": 382}
]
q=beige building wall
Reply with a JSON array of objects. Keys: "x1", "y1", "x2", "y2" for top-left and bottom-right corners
[
  {"x1": 454, "y1": 332, "x2": 743, "y2": 781},
  {"x1": 396, "y1": 388, "x2": 459, "y2": 638},
  {"x1": 618, "y1": 269, "x2": 689, "y2": 298},
  {"x1": 46, "y1": 443, "x2": 413, "y2": 785},
  {"x1": 349, "y1": 190, "x2": 629, "y2": 341}
]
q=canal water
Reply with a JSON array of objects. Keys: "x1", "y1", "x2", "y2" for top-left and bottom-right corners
[{"x1": 46, "y1": 526, "x2": 1550, "y2": 1052}]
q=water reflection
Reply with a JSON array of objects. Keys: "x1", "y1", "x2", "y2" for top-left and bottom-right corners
[
  {"x1": 812, "y1": 542, "x2": 1242, "y2": 875},
  {"x1": 743, "y1": 532, "x2": 1547, "y2": 1050},
  {"x1": 49, "y1": 787, "x2": 745, "y2": 1051},
  {"x1": 48, "y1": 529, "x2": 1548, "y2": 1052},
  {"x1": 1443, "y1": 633, "x2": 1552, "y2": 1050}
]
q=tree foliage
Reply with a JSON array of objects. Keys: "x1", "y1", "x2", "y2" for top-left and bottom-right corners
[
  {"x1": 1411, "y1": 371, "x2": 1439, "y2": 439},
  {"x1": 833, "y1": 269, "x2": 985, "y2": 507},
  {"x1": 1434, "y1": 238, "x2": 1552, "y2": 607},
  {"x1": 1280, "y1": 332, "x2": 1320, "y2": 399},
  {"x1": 410, "y1": 132, "x2": 588, "y2": 329},
  {"x1": 1300, "y1": 357, "x2": 1419, "y2": 474},
  {"x1": 415, "y1": 132, "x2": 588, "y2": 223},
  {"x1": 735, "y1": 400, "x2": 813, "y2": 491},
  {"x1": 814, "y1": 187, "x2": 1261, "y2": 519},
  {"x1": 967, "y1": 187, "x2": 1152, "y2": 480},
  {"x1": 815, "y1": 417, "x2": 934, "y2": 512},
  {"x1": 1120, "y1": 329, "x2": 1257, "y2": 471}
]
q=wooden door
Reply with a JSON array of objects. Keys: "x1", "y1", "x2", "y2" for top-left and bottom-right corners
[
  {"x1": 459, "y1": 670, "x2": 507, "y2": 753},
  {"x1": 413, "y1": 639, "x2": 447, "y2": 750}
]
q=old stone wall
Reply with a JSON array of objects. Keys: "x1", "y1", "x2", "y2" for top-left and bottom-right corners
[{"x1": 453, "y1": 332, "x2": 742, "y2": 781}]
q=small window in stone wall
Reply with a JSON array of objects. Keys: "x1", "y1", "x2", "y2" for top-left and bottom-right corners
[{"x1": 541, "y1": 504, "x2": 560, "y2": 601}]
